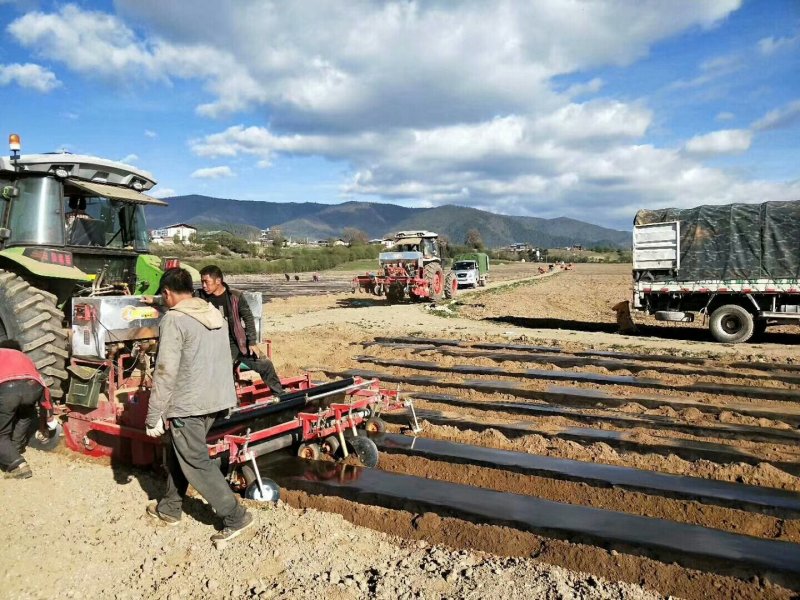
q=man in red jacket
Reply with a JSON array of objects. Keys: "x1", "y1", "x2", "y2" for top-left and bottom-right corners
[{"x1": 0, "y1": 339, "x2": 54, "y2": 479}]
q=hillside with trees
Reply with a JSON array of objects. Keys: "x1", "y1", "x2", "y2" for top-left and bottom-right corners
[{"x1": 146, "y1": 195, "x2": 630, "y2": 248}]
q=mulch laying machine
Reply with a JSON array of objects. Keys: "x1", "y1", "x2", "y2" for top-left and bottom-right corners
[{"x1": 42, "y1": 293, "x2": 417, "y2": 501}]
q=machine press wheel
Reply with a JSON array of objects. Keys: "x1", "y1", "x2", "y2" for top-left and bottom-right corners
[
  {"x1": 297, "y1": 442, "x2": 321, "y2": 460},
  {"x1": 27, "y1": 421, "x2": 63, "y2": 452},
  {"x1": 321, "y1": 435, "x2": 341, "y2": 457},
  {"x1": 346, "y1": 436, "x2": 379, "y2": 468},
  {"x1": 386, "y1": 282, "x2": 404, "y2": 304},
  {"x1": 364, "y1": 417, "x2": 386, "y2": 434},
  {"x1": 241, "y1": 464, "x2": 280, "y2": 503}
]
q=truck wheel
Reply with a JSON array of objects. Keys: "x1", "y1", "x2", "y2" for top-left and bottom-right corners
[
  {"x1": 709, "y1": 304, "x2": 755, "y2": 344},
  {"x1": 423, "y1": 263, "x2": 444, "y2": 301},
  {"x1": 0, "y1": 270, "x2": 69, "y2": 400},
  {"x1": 444, "y1": 272, "x2": 458, "y2": 299}
]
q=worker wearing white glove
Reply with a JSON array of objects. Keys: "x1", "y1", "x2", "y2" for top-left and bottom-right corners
[
  {"x1": 144, "y1": 268, "x2": 250, "y2": 543},
  {"x1": 145, "y1": 418, "x2": 166, "y2": 438}
]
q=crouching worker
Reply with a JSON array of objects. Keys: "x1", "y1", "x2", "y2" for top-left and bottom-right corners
[
  {"x1": 145, "y1": 268, "x2": 254, "y2": 542},
  {"x1": 0, "y1": 340, "x2": 55, "y2": 479},
  {"x1": 197, "y1": 265, "x2": 284, "y2": 395}
]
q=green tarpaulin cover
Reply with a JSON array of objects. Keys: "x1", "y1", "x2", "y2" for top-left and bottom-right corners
[{"x1": 634, "y1": 200, "x2": 800, "y2": 281}]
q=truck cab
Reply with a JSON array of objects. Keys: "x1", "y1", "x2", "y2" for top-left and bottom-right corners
[{"x1": 452, "y1": 252, "x2": 489, "y2": 288}]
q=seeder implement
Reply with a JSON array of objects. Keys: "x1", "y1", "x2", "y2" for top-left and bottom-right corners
[{"x1": 43, "y1": 295, "x2": 417, "y2": 502}]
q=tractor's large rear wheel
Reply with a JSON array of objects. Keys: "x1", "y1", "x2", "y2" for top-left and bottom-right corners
[
  {"x1": 423, "y1": 263, "x2": 444, "y2": 301},
  {"x1": 444, "y1": 271, "x2": 458, "y2": 299},
  {"x1": 0, "y1": 270, "x2": 69, "y2": 400}
]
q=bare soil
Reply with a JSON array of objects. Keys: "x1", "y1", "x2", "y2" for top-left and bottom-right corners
[{"x1": 4, "y1": 262, "x2": 800, "y2": 600}]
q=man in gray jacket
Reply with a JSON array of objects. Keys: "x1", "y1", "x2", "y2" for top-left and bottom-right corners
[{"x1": 145, "y1": 268, "x2": 253, "y2": 542}]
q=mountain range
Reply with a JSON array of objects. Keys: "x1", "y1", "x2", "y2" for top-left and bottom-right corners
[{"x1": 145, "y1": 195, "x2": 631, "y2": 249}]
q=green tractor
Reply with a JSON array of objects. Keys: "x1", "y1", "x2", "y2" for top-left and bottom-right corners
[{"x1": 0, "y1": 133, "x2": 195, "y2": 401}]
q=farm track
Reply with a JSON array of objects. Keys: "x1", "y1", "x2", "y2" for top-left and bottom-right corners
[{"x1": 264, "y1": 333, "x2": 800, "y2": 598}]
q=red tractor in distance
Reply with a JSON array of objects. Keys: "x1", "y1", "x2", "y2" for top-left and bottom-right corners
[{"x1": 353, "y1": 231, "x2": 457, "y2": 303}]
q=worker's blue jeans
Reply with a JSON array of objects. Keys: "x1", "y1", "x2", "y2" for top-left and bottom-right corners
[
  {"x1": 0, "y1": 380, "x2": 42, "y2": 471},
  {"x1": 157, "y1": 412, "x2": 248, "y2": 528}
]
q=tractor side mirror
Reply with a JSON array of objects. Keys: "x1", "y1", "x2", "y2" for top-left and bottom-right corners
[{"x1": 0, "y1": 227, "x2": 9, "y2": 241}]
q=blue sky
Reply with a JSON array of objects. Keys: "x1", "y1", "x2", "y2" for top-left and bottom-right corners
[{"x1": 0, "y1": 0, "x2": 797, "y2": 229}]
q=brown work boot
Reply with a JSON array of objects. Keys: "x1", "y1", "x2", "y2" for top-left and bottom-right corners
[
  {"x1": 4, "y1": 462, "x2": 32, "y2": 479},
  {"x1": 210, "y1": 511, "x2": 255, "y2": 543},
  {"x1": 146, "y1": 503, "x2": 181, "y2": 526}
]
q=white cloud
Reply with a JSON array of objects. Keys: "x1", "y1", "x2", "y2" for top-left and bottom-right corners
[
  {"x1": 119, "y1": 153, "x2": 138, "y2": 164},
  {"x1": 17, "y1": 1, "x2": 794, "y2": 225},
  {"x1": 0, "y1": 62, "x2": 60, "y2": 92},
  {"x1": 751, "y1": 99, "x2": 800, "y2": 131},
  {"x1": 669, "y1": 53, "x2": 743, "y2": 90},
  {"x1": 144, "y1": 129, "x2": 158, "y2": 138},
  {"x1": 563, "y1": 78, "x2": 604, "y2": 98},
  {"x1": 190, "y1": 166, "x2": 235, "y2": 179},
  {"x1": 9, "y1": 2, "x2": 742, "y2": 122},
  {"x1": 715, "y1": 111, "x2": 734, "y2": 121},
  {"x1": 150, "y1": 187, "x2": 176, "y2": 198},
  {"x1": 758, "y1": 34, "x2": 799, "y2": 56},
  {"x1": 683, "y1": 129, "x2": 752, "y2": 155}
]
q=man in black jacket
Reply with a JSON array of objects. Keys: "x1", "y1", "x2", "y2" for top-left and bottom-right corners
[{"x1": 197, "y1": 265, "x2": 284, "y2": 395}]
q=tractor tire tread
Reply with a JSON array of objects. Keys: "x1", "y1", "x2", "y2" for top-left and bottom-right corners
[
  {"x1": 444, "y1": 271, "x2": 457, "y2": 299},
  {"x1": 0, "y1": 269, "x2": 69, "y2": 401},
  {"x1": 423, "y1": 263, "x2": 444, "y2": 301}
]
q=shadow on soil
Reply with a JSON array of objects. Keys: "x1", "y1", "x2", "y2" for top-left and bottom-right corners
[
  {"x1": 336, "y1": 298, "x2": 389, "y2": 308},
  {"x1": 484, "y1": 316, "x2": 800, "y2": 345},
  {"x1": 110, "y1": 458, "x2": 218, "y2": 526},
  {"x1": 336, "y1": 298, "x2": 435, "y2": 308}
]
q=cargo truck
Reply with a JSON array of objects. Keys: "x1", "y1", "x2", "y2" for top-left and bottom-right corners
[
  {"x1": 453, "y1": 252, "x2": 490, "y2": 288},
  {"x1": 632, "y1": 199, "x2": 800, "y2": 343}
]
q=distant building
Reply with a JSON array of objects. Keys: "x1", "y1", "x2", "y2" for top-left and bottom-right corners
[
  {"x1": 150, "y1": 223, "x2": 196, "y2": 244},
  {"x1": 259, "y1": 227, "x2": 283, "y2": 246}
]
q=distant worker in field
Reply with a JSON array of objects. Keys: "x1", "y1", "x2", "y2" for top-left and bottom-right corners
[
  {"x1": 612, "y1": 300, "x2": 638, "y2": 335},
  {"x1": 312, "y1": 272, "x2": 320, "y2": 282},
  {"x1": 0, "y1": 339, "x2": 55, "y2": 479},
  {"x1": 284, "y1": 273, "x2": 290, "y2": 281},
  {"x1": 294, "y1": 274, "x2": 300, "y2": 281},
  {"x1": 145, "y1": 268, "x2": 254, "y2": 542},
  {"x1": 197, "y1": 265, "x2": 284, "y2": 395}
]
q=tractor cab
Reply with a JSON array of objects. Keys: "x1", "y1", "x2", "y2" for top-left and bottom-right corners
[
  {"x1": 0, "y1": 135, "x2": 168, "y2": 300},
  {"x1": 392, "y1": 231, "x2": 440, "y2": 263}
]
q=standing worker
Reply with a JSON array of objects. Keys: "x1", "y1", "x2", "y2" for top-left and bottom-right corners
[
  {"x1": 145, "y1": 268, "x2": 254, "y2": 542},
  {"x1": 197, "y1": 265, "x2": 284, "y2": 395},
  {"x1": 0, "y1": 340, "x2": 55, "y2": 479}
]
